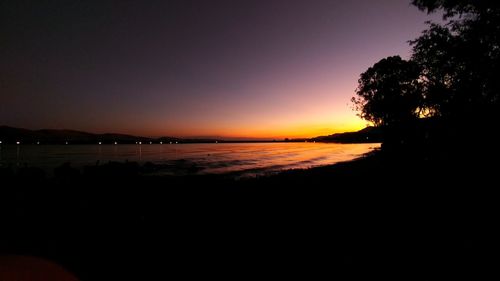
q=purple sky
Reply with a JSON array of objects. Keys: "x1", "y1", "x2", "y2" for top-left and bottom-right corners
[{"x1": 0, "y1": 0, "x2": 441, "y2": 138}]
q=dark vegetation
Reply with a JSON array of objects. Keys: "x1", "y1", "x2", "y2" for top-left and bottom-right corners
[{"x1": 1, "y1": 1, "x2": 499, "y2": 279}]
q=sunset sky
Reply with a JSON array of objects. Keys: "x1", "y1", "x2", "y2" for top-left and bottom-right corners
[{"x1": 1, "y1": 0, "x2": 441, "y2": 138}]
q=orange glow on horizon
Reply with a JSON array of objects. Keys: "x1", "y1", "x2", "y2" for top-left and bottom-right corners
[
  {"x1": 115, "y1": 74, "x2": 371, "y2": 139},
  {"x1": 135, "y1": 114, "x2": 368, "y2": 139}
]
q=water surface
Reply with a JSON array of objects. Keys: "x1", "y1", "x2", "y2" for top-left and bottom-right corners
[{"x1": 0, "y1": 143, "x2": 379, "y2": 177}]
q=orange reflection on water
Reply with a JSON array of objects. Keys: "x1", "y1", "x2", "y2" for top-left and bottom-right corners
[{"x1": 193, "y1": 142, "x2": 379, "y2": 176}]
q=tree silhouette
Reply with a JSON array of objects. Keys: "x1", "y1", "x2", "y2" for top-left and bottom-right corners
[
  {"x1": 412, "y1": 0, "x2": 500, "y2": 18},
  {"x1": 409, "y1": 23, "x2": 458, "y2": 117},
  {"x1": 352, "y1": 56, "x2": 422, "y2": 127},
  {"x1": 411, "y1": 0, "x2": 500, "y2": 119},
  {"x1": 353, "y1": 0, "x2": 500, "y2": 139}
]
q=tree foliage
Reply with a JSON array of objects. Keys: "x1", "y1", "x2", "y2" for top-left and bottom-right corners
[
  {"x1": 411, "y1": 0, "x2": 500, "y2": 117},
  {"x1": 409, "y1": 23, "x2": 460, "y2": 116},
  {"x1": 412, "y1": 0, "x2": 500, "y2": 18},
  {"x1": 352, "y1": 56, "x2": 422, "y2": 127}
]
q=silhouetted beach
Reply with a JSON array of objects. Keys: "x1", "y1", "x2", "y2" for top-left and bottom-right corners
[{"x1": 1, "y1": 145, "x2": 495, "y2": 280}]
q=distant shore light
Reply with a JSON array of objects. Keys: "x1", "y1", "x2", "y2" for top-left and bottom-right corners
[
  {"x1": 65, "y1": 142, "x2": 68, "y2": 144},
  {"x1": 0, "y1": 141, "x2": 2, "y2": 144},
  {"x1": 215, "y1": 141, "x2": 218, "y2": 143},
  {"x1": 170, "y1": 142, "x2": 172, "y2": 144},
  {"x1": 16, "y1": 141, "x2": 20, "y2": 145},
  {"x1": 114, "y1": 141, "x2": 117, "y2": 145},
  {"x1": 149, "y1": 141, "x2": 152, "y2": 144},
  {"x1": 139, "y1": 142, "x2": 142, "y2": 145},
  {"x1": 37, "y1": 141, "x2": 40, "y2": 145},
  {"x1": 160, "y1": 141, "x2": 163, "y2": 144},
  {"x1": 175, "y1": 141, "x2": 178, "y2": 144},
  {"x1": 98, "y1": 142, "x2": 102, "y2": 145}
]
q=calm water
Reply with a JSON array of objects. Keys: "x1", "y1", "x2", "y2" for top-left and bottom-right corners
[{"x1": 0, "y1": 143, "x2": 379, "y2": 177}]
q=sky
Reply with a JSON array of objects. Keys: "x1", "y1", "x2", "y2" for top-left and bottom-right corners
[{"x1": 0, "y1": 0, "x2": 442, "y2": 138}]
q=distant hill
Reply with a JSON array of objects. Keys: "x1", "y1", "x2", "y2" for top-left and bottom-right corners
[
  {"x1": 311, "y1": 126, "x2": 383, "y2": 143},
  {"x1": 0, "y1": 126, "x2": 230, "y2": 144},
  {"x1": 0, "y1": 126, "x2": 152, "y2": 144}
]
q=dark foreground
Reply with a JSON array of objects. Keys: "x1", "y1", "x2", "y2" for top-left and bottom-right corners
[{"x1": 0, "y1": 148, "x2": 496, "y2": 280}]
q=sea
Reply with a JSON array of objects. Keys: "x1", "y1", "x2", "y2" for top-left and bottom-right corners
[{"x1": 0, "y1": 142, "x2": 380, "y2": 177}]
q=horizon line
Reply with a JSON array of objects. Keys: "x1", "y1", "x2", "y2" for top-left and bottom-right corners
[{"x1": 1, "y1": 124, "x2": 367, "y2": 140}]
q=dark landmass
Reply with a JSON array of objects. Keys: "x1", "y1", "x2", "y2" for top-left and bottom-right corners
[
  {"x1": 0, "y1": 125, "x2": 218, "y2": 144},
  {"x1": 1, "y1": 125, "x2": 371, "y2": 144},
  {"x1": 312, "y1": 126, "x2": 383, "y2": 143},
  {"x1": 0, "y1": 126, "x2": 153, "y2": 144}
]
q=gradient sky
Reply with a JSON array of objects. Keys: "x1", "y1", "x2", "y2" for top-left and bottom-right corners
[{"x1": 0, "y1": 0, "x2": 441, "y2": 138}]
